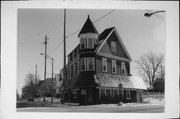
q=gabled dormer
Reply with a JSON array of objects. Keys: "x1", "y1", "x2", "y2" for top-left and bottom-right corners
[{"x1": 78, "y1": 15, "x2": 99, "y2": 50}]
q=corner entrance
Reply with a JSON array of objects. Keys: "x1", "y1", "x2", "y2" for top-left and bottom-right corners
[{"x1": 80, "y1": 88, "x2": 94, "y2": 105}]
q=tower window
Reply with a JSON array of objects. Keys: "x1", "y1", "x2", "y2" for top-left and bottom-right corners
[
  {"x1": 81, "y1": 58, "x2": 86, "y2": 71},
  {"x1": 80, "y1": 38, "x2": 86, "y2": 49},
  {"x1": 87, "y1": 38, "x2": 94, "y2": 48},
  {"x1": 87, "y1": 57, "x2": 95, "y2": 70},
  {"x1": 95, "y1": 38, "x2": 98, "y2": 45}
]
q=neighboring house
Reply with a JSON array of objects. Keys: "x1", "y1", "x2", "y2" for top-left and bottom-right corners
[
  {"x1": 37, "y1": 78, "x2": 56, "y2": 97},
  {"x1": 54, "y1": 73, "x2": 63, "y2": 93},
  {"x1": 62, "y1": 15, "x2": 146, "y2": 105}
]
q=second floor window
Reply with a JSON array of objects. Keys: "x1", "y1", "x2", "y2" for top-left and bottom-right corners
[
  {"x1": 81, "y1": 58, "x2": 86, "y2": 71},
  {"x1": 102, "y1": 58, "x2": 107, "y2": 72},
  {"x1": 112, "y1": 60, "x2": 117, "y2": 74},
  {"x1": 121, "y1": 62, "x2": 126, "y2": 75},
  {"x1": 69, "y1": 67, "x2": 71, "y2": 79},
  {"x1": 87, "y1": 57, "x2": 95, "y2": 70},
  {"x1": 111, "y1": 41, "x2": 116, "y2": 52},
  {"x1": 74, "y1": 64, "x2": 76, "y2": 77},
  {"x1": 87, "y1": 38, "x2": 94, "y2": 48},
  {"x1": 95, "y1": 38, "x2": 98, "y2": 45},
  {"x1": 77, "y1": 61, "x2": 79, "y2": 75}
]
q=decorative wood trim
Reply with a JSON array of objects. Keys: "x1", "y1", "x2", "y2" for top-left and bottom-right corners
[{"x1": 97, "y1": 52, "x2": 131, "y2": 62}]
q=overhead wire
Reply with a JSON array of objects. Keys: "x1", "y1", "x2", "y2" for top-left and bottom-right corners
[{"x1": 48, "y1": 9, "x2": 116, "y2": 56}]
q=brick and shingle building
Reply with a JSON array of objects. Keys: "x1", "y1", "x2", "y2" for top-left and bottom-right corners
[{"x1": 61, "y1": 15, "x2": 146, "y2": 105}]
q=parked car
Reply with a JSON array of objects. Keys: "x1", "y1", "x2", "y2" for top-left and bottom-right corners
[{"x1": 27, "y1": 97, "x2": 34, "y2": 102}]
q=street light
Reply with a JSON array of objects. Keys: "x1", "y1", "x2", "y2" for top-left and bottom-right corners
[
  {"x1": 144, "y1": 10, "x2": 165, "y2": 17},
  {"x1": 40, "y1": 53, "x2": 55, "y2": 103}
]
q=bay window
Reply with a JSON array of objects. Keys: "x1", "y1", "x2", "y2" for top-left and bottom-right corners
[
  {"x1": 81, "y1": 58, "x2": 86, "y2": 71},
  {"x1": 80, "y1": 38, "x2": 86, "y2": 49},
  {"x1": 87, "y1": 57, "x2": 95, "y2": 70},
  {"x1": 87, "y1": 38, "x2": 94, "y2": 48}
]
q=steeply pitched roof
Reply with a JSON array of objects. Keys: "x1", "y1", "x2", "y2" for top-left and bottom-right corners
[
  {"x1": 96, "y1": 27, "x2": 132, "y2": 61},
  {"x1": 78, "y1": 15, "x2": 99, "y2": 37},
  {"x1": 98, "y1": 27, "x2": 114, "y2": 41}
]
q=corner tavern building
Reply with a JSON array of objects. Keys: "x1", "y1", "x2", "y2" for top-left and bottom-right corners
[{"x1": 60, "y1": 15, "x2": 147, "y2": 105}]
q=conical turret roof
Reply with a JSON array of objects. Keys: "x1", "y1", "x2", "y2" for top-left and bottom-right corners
[{"x1": 78, "y1": 15, "x2": 99, "y2": 37}]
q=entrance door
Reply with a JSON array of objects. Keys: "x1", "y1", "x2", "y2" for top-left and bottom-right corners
[
  {"x1": 137, "y1": 90, "x2": 143, "y2": 102},
  {"x1": 80, "y1": 89, "x2": 87, "y2": 105},
  {"x1": 87, "y1": 88, "x2": 93, "y2": 105}
]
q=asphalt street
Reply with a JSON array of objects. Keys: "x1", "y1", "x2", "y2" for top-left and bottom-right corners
[{"x1": 17, "y1": 104, "x2": 164, "y2": 113}]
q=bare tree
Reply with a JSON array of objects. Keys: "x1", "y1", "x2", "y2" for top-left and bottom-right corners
[
  {"x1": 22, "y1": 72, "x2": 41, "y2": 98},
  {"x1": 135, "y1": 51, "x2": 164, "y2": 87}
]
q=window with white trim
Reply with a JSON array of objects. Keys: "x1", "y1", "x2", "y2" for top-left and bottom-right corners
[
  {"x1": 126, "y1": 90, "x2": 131, "y2": 99},
  {"x1": 111, "y1": 41, "x2": 116, "y2": 52},
  {"x1": 121, "y1": 62, "x2": 126, "y2": 75},
  {"x1": 73, "y1": 64, "x2": 76, "y2": 77},
  {"x1": 87, "y1": 57, "x2": 94, "y2": 70},
  {"x1": 81, "y1": 58, "x2": 86, "y2": 71},
  {"x1": 87, "y1": 38, "x2": 94, "y2": 48},
  {"x1": 67, "y1": 68, "x2": 69, "y2": 80},
  {"x1": 112, "y1": 60, "x2": 117, "y2": 74},
  {"x1": 77, "y1": 61, "x2": 79, "y2": 74},
  {"x1": 95, "y1": 38, "x2": 98, "y2": 45},
  {"x1": 102, "y1": 58, "x2": 107, "y2": 72},
  {"x1": 80, "y1": 38, "x2": 86, "y2": 49},
  {"x1": 68, "y1": 56, "x2": 70, "y2": 63},
  {"x1": 69, "y1": 67, "x2": 71, "y2": 79}
]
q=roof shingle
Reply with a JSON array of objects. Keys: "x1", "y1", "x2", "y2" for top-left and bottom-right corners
[{"x1": 78, "y1": 15, "x2": 99, "y2": 37}]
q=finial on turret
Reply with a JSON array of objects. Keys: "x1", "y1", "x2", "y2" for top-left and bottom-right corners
[{"x1": 88, "y1": 15, "x2": 90, "y2": 18}]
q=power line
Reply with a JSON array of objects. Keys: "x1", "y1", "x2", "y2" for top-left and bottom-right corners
[
  {"x1": 93, "y1": 9, "x2": 116, "y2": 23},
  {"x1": 19, "y1": 22, "x2": 64, "y2": 42},
  {"x1": 48, "y1": 9, "x2": 116, "y2": 56},
  {"x1": 66, "y1": 9, "x2": 116, "y2": 38},
  {"x1": 48, "y1": 40, "x2": 64, "y2": 55}
]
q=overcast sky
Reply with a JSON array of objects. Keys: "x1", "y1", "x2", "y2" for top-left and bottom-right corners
[{"x1": 17, "y1": 9, "x2": 165, "y2": 94}]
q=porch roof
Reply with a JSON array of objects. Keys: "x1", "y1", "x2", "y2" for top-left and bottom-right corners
[{"x1": 96, "y1": 73, "x2": 147, "y2": 90}]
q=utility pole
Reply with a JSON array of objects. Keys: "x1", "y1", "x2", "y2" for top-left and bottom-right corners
[
  {"x1": 43, "y1": 35, "x2": 48, "y2": 101},
  {"x1": 51, "y1": 57, "x2": 54, "y2": 103},
  {"x1": 62, "y1": 9, "x2": 66, "y2": 104},
  {"x1": 35, "y1": 65, "x2": 37, "y2": 97},
  {"x1": 35, "y1": 65, "x2": 37, "y2": 80}
]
